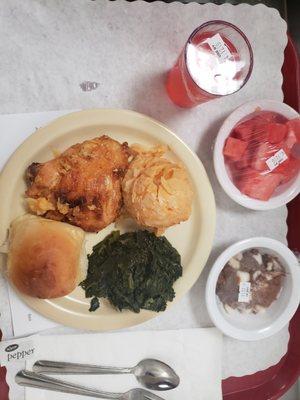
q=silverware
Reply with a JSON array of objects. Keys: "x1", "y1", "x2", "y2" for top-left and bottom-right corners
[
  {"x1": 16, "y1": 370, "x2": 166, "y2": 400},
  {"x1": 33, "y1": 359, "x2": 179, "y2": 391}
]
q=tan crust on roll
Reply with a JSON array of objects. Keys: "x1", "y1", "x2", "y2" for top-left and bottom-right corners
[{"x1": 8, "y1": 215, "x2": 85, "y2": 299}]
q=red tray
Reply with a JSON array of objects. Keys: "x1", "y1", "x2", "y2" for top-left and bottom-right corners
[
  {"x1": 222, "y1": 35, "x2": 300, "y2": 400},
  {"x1": 0, "y1": 36, "x2": 299, "y2": 400}
]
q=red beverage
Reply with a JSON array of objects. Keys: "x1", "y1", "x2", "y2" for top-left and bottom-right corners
[{"x1": 166, "y1": 21, "x2": 253, "y2": 108}]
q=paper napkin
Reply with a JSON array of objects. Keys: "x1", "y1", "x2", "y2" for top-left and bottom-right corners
[{"x1": 24, "y1": 329, "x2": 223, "y2": 400}]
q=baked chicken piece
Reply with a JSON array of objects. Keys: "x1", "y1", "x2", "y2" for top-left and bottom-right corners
[{"x1": 26, "y1": 136, "x2": 131, "y2": 232}]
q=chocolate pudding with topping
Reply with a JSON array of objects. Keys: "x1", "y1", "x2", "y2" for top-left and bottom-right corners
[{"x1": 216, "y1": 249, "x2": 285, "y2": 314}]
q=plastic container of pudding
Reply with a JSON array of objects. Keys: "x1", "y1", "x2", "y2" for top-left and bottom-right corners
[
  {"x1": 214, "y1": 99, "x2": 300, "y2": 210},
  {"x1": 205, "y1": 237, "x2": 300, "y2": 341}
]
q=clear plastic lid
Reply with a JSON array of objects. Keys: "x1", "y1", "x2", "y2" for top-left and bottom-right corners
[
  {"x1": 223, "y1": 111, "x2": 300, "y2": 201},
  {"x1": 186, "y1": 21, "x2": 253, "y2": 96}
]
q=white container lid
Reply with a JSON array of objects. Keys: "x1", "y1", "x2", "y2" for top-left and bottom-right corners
[
  {"x1": 214, "y1": 99, "x2": 300, "y2": 210},
  {"x1": 205, "y1": 237, "x2": 300, "y2": 341}
]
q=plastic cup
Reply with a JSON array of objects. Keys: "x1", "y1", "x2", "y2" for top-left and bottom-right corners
[{"x1": 166, "y1": 20, "x2": 254, "y2": 108}]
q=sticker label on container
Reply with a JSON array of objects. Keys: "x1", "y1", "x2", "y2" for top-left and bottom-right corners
[
  {"x1": 205, "y1": 33, "x2": 232, "y2": 63},
  {"x1": 238, "y1": 282, "x2": 251, "y2": 303},
  {"x1": 266, "y1": 149, "x2": 288, "y2": 171}
]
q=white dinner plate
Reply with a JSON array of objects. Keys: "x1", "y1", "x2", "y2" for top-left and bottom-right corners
[{"x1": 0, "y1": 109, "x2": 215, "y2": 330}]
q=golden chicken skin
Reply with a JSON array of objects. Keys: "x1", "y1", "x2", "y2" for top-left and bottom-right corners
[{"x1": 26, "y1": 136, "x2": 132, "y2": 232}]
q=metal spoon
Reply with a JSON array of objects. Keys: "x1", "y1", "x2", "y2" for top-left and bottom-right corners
[
  {"x1": 16, "y1": 370, "x2": 165, "y2": 400},
  {"x1": 33, "y1": 359, "x2": 180, "y2": 391}
]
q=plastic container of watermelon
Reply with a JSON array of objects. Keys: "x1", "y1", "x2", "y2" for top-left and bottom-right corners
[{"x1": 214, "y1": 100, "x2": 300, "y2": 210}]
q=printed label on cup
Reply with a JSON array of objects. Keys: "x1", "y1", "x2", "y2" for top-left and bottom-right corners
[
  {"x1": 238, "y1": 282, "x2": 251, "y2": 303},
  {"x1": 205, "y1": 33, "x2": 232, "y2": 63},
  {"x1": 266, "y1": 149, "x2": 288, "y2": 171}
]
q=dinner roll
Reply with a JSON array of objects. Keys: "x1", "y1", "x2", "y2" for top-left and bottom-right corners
[{"x1": 8, "y1": 214, "x2": 86, "y2": 299}]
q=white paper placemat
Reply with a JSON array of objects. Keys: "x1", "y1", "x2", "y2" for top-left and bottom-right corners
[{"x1": 0, "y1": 1, "x2": 290, "y2": 399}]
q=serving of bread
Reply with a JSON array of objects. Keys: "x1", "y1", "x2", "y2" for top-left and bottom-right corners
[{"x1": 7, "y1": 215, "x2": 86, "y2": 299}]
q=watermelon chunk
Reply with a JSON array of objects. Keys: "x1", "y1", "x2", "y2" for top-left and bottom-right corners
[
  {"x1": 251, "y1": 142, "x2": 274, "y2": 171},
  {"x1": 234, "y1": 112, "x2": 288, "y2": 142},
  {"x1": 256, "y1": 111, "x2": 287, "y2": 124},
  {"x1": 286, "y1": 118, "x2": 300, "y2": 141},
  {"x1": 234, "y1": 117, "x2": 267, "y2": 142},
  {"x1": 275, "y1": 158, "x2": 300, "y2": 184},
  {"x1": 285, "y1": 130, "x2": 297, "y2": 151},
  {"x1": 235, "y1": 146, "x2": 254, "y2": 169},
  {"x1": 223, "y1": 137, "x2": 248, "y2": 161},
  {"x1": 237, "y1": 169, "x2": 282, "y2": 201},
  {"x1": 253, "y1": 113, "x2": 276, "y2": 139},
  {"x1": 267, "y1": 123, "x2": 288, "y2": 144},
  {"x1": 234, "y1": 120, "x2": 255, "y2": 141},
  {"x1": 251, "y1": 141, "x2": 289, "y2": 172}
]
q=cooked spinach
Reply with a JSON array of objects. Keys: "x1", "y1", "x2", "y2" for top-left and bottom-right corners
[
  {"x1": 89, "y1": 297, "x2": 100, "y2": 312},
  {"x1": 80, "y1": 230, "x2": 183, "y2": 313}
]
